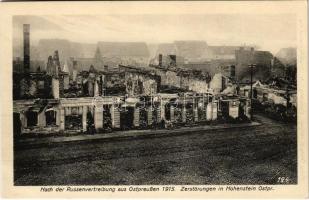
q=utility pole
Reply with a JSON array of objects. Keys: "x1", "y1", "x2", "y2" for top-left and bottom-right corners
[{"x1": 248, "y1": 64, "x2": 256, "y2": 120}]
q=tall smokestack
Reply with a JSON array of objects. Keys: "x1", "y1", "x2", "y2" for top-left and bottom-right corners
[{"x1": 23, "y1": 24, "x2": 30, "y2": 73}]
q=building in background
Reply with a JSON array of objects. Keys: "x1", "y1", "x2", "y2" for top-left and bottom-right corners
[{"x1": 235, "y1": 47, "x2": 273, "y2": 82}]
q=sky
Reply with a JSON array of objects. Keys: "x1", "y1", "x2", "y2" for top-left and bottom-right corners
[{"x1": 13, "y1": 14, "x2": 297, "y2": 54}]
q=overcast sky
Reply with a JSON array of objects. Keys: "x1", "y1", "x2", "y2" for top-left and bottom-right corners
[{"x1": 13, "y1": 15, "x2": 297, "y2": 54}]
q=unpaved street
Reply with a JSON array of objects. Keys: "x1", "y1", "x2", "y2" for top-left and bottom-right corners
[{"x1": 14, "y1": 114, "x2": 297, "y2": 185}]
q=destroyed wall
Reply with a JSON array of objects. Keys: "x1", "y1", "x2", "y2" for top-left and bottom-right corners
[
  {"x1": 13, "y1": 99, "x2": 61, "y2": 134},
  {"x1": 209, "y1": 73, "x2": 229, "y2": 94},
  {"x1": 165, "y1": 71, "x2": 181, "y2": 88},
  {"x1": 151, "y1": 66, "x2": 210, "y2": 93},
  {"x1": 187, "y1": 78, "x2": 209, "y2": 93},
  {"x1": 220, "y1": 65, "x2": 236, "y2": 79},
  {"x1": 179, "y1": 72, "x2": 209, "y2": 93},
  {"x1": 155, "y1": 69, "x2": 168, "y2": 85},
  {"x1": 64, "y1": 69, "x2": 106, "y2": 98},
  {"x1": 105, "y1": 72, "x2": 125, "y2": 87},
  {"x1": 180, "y1": 75, "x2": 190, "y2": 90},
  {"x1": 125, "y1": 71, "x2": 159, "y2": 96},
  {"x1": 15, "y1": 73, "x2": 53, "y2": 100}
]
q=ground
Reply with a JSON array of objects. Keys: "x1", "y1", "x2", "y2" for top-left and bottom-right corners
[{"x1": 14, "y1": 114, "x2": 297, "y2": 185}]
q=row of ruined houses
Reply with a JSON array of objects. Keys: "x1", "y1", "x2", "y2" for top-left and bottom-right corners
[
  {"x1": 150, "y1": 65, "x2": 229, "y2": 94},
  {"x1": 13, "y1": 67, "x2": 126, "y2": 100},
  {"x1": 13, "y1": 93, "x2": 251, "y2": 135},
  {"x1": 13, "y1": 64, "x2": 230, "y2": 102},
  {"x1": 13, "y1": 49, "x2": 233, "y2": 101},
  {"x1": 240, "y1": 81, "x2": 297, "y2": 108},
  {"x1": 13, "y1": 53, "x2": 252, "y2": 136}
]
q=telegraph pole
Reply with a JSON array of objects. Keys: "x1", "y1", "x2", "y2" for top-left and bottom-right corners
[{"x1": 248, "y1": 64, "x2": 256, "y2": 120}]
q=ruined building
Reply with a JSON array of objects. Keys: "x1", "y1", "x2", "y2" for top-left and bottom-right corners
[
  {"x1": 235, "y1": 47, "x2": 273, "y2": 82},
  {"x1": 150, "y1": 55, "x2": 212, "y2": 94},
  {"x1": 13, "y1": 24, "x2": 53, "y2": 100},
  {"x1": 13, "y1": 23, "x2": 252, "y2": 136},
  {"x1": 46, "y1": 50, "x2": 61, "y2": 77},
  {"x1": 120, "y1": 65, "x2": 161, "y2": 97},
  {"x1": 219, "y1": 65, "x2": 236, "y2": 80}
]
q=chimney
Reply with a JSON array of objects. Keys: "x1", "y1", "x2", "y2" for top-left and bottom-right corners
[
  {"x1": 158, "y1": 54, "x2": 162, "y2": 67},
  {"x1": 23, "y1": 24, "x2": 30, "y2": 73},
  {"x1": 53, "y1": 50, "x2": 60, "y2": 67},
  {"x1": 53, "y1": 50, "x2": 60, "y2": 77}
]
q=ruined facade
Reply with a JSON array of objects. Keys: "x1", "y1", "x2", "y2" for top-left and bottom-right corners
[
  {"x1": 209, "y1": 73, "x2": 230, "y2": 94},
  {"x1": 14, "y1": 91, "x2": 251, "y2": 135},
  {"x1": 120, "y1": 65, "x2": 160, "y2": 96},
  {"x1": 150, "y1": 55, "x2": 212, "y2": 94},
  {"x1": 220, "y1": 65, "x2": 236, "y2": 80}
]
